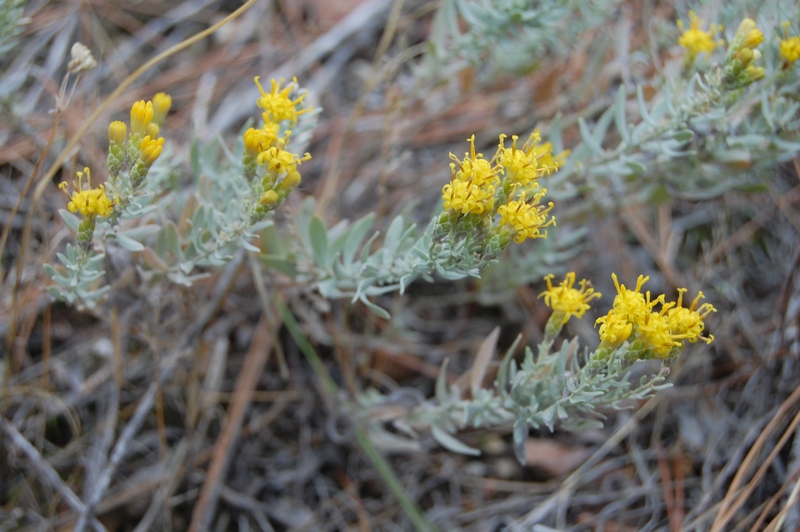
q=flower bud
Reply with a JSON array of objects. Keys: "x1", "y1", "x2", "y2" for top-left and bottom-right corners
[
  {"x1": 260, "y1": 190, "x2": 280, "y2": 208},
  {"x1": 152, "y1": 92, "x2": 172, "y2": 126},
  {"x1": 130, "y1": 100, "x2": 154, "y2": 136},
  {"x1": 139, "y1": 135, "x2": 164, "y2": 166},
  {"x1": 108, "y1": 121, "x2": 127, "y2": 145}
]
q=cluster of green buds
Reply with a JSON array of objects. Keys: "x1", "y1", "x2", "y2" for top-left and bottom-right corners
[
  {"x1": 242, "y1": 77, "x2": 312, "y2": 222},
  {"x1": 723, "y1": 18, "x2": 765, "y2": 89},
  {"x1": 108, "y1": 93, "x2": 170, "y2": 188},
  {"x1": 538, "y1": 272, "x2": 716, "y2": 366},
  {"x1": 433, "y1": 132, "x2": 566, "y2": 261}
]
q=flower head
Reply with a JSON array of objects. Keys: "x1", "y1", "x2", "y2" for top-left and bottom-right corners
[
  {"x1": 497, "y1": 192, "x2": 555, "y2": 243},
  {"x1": 596, "y1": 309, "x2": 633, "y2": 344},
  {"x1": 449, "y1": 135, "x2": 498, "y2": 188},
  {"x1": 257, "y1": 138, "x2": 311, "y2": 185},
  {"x1": 497, "y1": 132, "x2": 556, "y2": 188},
  {"x1": 539, "y1": 272, "x2": 601, "y2": 323},
  {"x1": 780, "y1": 36, "x2": 800, "y2": 64},
  {"x1": 139, "y1": 135, "x2": 164, "y2": 166},
  {"x1": 130, "y1": 100, "x2": 154, "y2": 136},
  {"x1": 58, "y1": 167, "x2": 114, "y2": 218},
  {"x1": 243, "y1": 123, "x2": 280, "y2": 159},
  {"x1": 254, "y1": 76, "x2": 311, "y2": 126},
  {"x1": 442, "y1": 180, "x2": 495, "y2": 215},
  {"x1": 152, "y1": 92, "x2": 172, "y2": 126},
  {"x1": 666, "y1": 289, "x2": 716, "y2": 344},
  {"x1": 678, "y1": 11, "x2": 723, "y2": 61},
  {"x1": 108, "y1": 121, "x2": 127, "y2": 145},
  {"x1": 779, "y1": 23, "x2": 800, "y2": 65}
]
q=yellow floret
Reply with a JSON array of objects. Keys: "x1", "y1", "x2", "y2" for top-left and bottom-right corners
[{"x1": 497, "y1": 132, "x2": 556, "y2": 187}]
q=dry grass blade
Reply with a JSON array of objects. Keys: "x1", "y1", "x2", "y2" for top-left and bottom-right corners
[{"x1": 188, "y1": 314, "x2": 274, "y2": 531}]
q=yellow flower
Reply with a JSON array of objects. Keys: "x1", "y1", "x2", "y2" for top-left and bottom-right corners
[
  {"x1": 666, "y1": 289, "x2": 716, "y2": 344},
  {"x1": 677, "y1": 11, "x2": 723, "y2": 61},
  {"x1": 497, "y1": 132, "x2": 555, "y2": 187},
  {"x1": 539, "y1": 272, "x2": 601, "y2": 323},
  {"x1": 130, "y1": 100, "x2": 154, "y2": 136},
  {"x1": 152, "y1": 92, "x2": 172, "y2": 126},
  {"x1": 636, "y1": 310, "x2": 681, "y2": 358},
  {"x1": 608, "y1": 273, "x2": 662, "y2": 325},
  {"x1": 108, "y1": 121, "x2": 127, "y2": 144},
  {"x1": 257, "y1": 139, "x2": 311, "y2": 181},
  {"x1": 254, "y1": 76, "x2": 311, "y2": 126},
  {"x1": 58, "y1": 167, "x2": 114, "y2": 218},
  {"x1": 243, "y1": 123, "x2": 280, "y2": 159},
  {"x1": 449, "y1": 135, "x2": 498, "y2": 188},
  {"x1": 497, "y1": 191, "x2": 555, "y2": 243},
  {"x1": 442, "y1": 179, "x2": 495, "y2": 215},
  {"x1": 780, "y1": 35, "x2": 800, "y2": 65},
  {"x1": 596, "y1": 309, "x2": 633, "y2": 344},
  {"x1": 139, "y1": 135, "x2": 164, "y2": 166}
]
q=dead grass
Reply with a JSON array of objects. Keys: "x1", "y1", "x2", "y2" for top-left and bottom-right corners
[{"x1": 2, "y1": 0, "x2": 800, "y2": 530}]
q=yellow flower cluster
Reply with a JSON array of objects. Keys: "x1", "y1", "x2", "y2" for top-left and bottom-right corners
[
  {"x1": 244, "y1": 77, "x2": 313, "y2": 213},
  {"x1": 59, "y1": 167, "x2": 114, "y2": 219},
  {"x1": 441, "y1": 133, "x2": 563, "y2": 245},
  {"x1": 595, "y1": 273, "x2": 716, "y2": 359},
  {"x1": 539, "y1": 272, "x2": 601, "y2": 325},
  {"x1": 677, "y1": 10, "x2": 723, "y2": 62},
  {"x1": 125, "y1": 94, "x2": 169, "y2": 169}
]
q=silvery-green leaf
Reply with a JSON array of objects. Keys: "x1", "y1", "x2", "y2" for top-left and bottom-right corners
[
  {"x1": 119, "y1": 224, "x2": 160, "y2": 242},
  {"x1": 358, "y1": 295, "x2": 390, "y2": 319},
  {"x1": 637, "y1": 85, "x2": 657, "y2": 126},
  {"x1": 435, "y1": 358, "x2": 450, "y2": 404},
  {"x1": 260, "y1": 254, "x2": 296, "y2": 277},
  {"x1": 382, "y1": 215, "x2": 405, "y2": 258},
  {"x1": 672, "y1": 130, "x2": 694, "y2": 142},
  {"x1": 342, "y1": 213, "x2": 376, "y2": 265},
  {"x1": 115, "y1": 232, "x2": 145, "y2": 251},
  {"x1": 431, "y1": 425, "x2": 480, "y2": 456},
  {"x1": 513, "y1": 419, "x2": 528, "y2": 465},
  {"x1": 614, "y1": 85, "x2": 629, "y2": 142},
  {"x1": 309, "y1": 216, "x2": 329, "y2": 268},
  {"x1": 58, "y1": 209, "x2": 80, "y2": 232},
  {"x1": 399, "y1": 273, "x2": 418, "y2": 294},
  {"x1": 85, "y1": 253, "x2": 106, "y2": 270},
  {"x1": 578, "y1": 118, "x2": 605, "y2": 156},
  {"x1": 164, "y1": 221, "x2": 183, "y2": 260},
  {"x1": 239, "y1": 239, "x2": 260, "y2": 253}
]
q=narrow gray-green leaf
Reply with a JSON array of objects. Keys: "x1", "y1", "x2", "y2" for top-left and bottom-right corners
[
  {"x1": 309, "y1": 216, "x2": 329, "y2": 268},
  {"x1": 431, "y1": 425, "x2": 481, "y2": 456}
]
